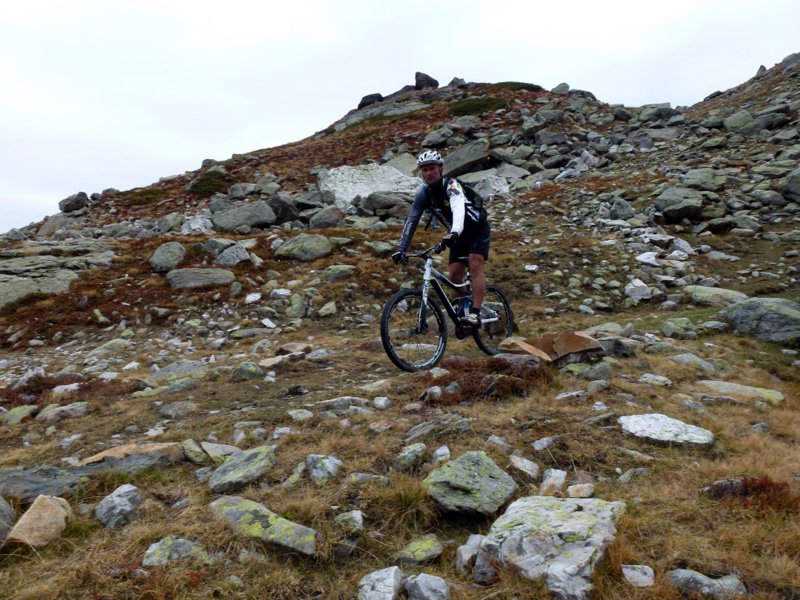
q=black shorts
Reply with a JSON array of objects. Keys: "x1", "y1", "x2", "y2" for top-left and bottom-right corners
[{"x1": 449, "y1": 219, "x2": 490, "y2": 264}]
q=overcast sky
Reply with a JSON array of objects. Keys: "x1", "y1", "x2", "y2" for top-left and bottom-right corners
[{"x1": 1, "y1": 0, "x2": 798, "y2": 234}]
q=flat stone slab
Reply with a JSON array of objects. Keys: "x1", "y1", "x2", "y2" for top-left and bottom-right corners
[
  {"x1": 166, "y1": 268, "x2": 235, "y2": 289},
  {"x1": 618, "y1": 413, "x2": 714, "y2": 446},
  {"x1": 472, "y1": 496, "x2": 626, "y2": 599},
  {"x1": 683, "y1": 285, "x2": 748, "y2": 307},
  {"x1": 208, "y1": 445, "x2": 276, "y2": 493},
  {"x1": 210, "y1": 495, "x2": 316, "y2": 555},
  {"x1": 695, "y1": 380, "x2": 784, "y2": 404}
]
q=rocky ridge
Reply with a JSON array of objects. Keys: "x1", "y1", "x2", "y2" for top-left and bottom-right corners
[{"x1": 0, "y1": 58, "x2": 798, "y2": 599}]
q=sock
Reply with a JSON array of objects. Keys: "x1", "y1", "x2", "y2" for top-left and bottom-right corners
[{"x1": 470, "y1": 306, "x2": 480, "y2": 315}]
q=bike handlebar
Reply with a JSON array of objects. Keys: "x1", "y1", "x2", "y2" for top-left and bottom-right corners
[{"x1": 404, "y1": 243, "x2": 446, "y2": 259}]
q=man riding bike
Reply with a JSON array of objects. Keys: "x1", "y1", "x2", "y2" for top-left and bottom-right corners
[{"x1": 392, "y1": 150, "x2": 491, "y2": 328}]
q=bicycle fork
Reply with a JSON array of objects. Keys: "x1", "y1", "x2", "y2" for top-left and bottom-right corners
[{"x1": 417, "y1": 258, "x2": 433, "y2": 333}]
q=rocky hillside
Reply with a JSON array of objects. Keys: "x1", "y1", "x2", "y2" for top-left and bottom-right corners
[{"x1": 0, "y1": 56, "x2": 798, "y2": 599}]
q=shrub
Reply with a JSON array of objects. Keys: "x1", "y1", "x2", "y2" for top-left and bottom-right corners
[
  {"x1": 448, "y1": 96, "x2": 507, "y2": 117},
  {"x1": 187, "y1": 170, "x2": 229, "y2": 196},
  {"x1": 423, "y1": 356, "x2": 555, "y2": 405},
  {"x1": 492, "y1": 81, "x2": 545, "y2": 92},
  {"x1": 120, "y1": 187, "x2": 168, "y2": 206}
]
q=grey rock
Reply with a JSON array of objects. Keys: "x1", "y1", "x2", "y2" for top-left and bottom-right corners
[
  {"x1": 404, "y1": 573, "x2": 450, "y2": 600},
  {"x1": 309, "y1": 206, "x2": 345, "y2": 228},
  {"x1": 717, "y1": 297, "x2": 800, "y2": 344},
  {"x1": 403, "y1": 413, "x2": 472, "y2": 441},
  {"x1": 318, "y1": 164, "x2": 420, "y2": 211},
  {"x1": 778, "y1": 167, "x2": 800, "y2": 202},
  {"x1": 142, "y1": 535, "x2": 210, "y2": 566},
  {"x1": 166, "y1": 268, "x2": 235, "y2": 289},
  {"x1": 36, "y1": 402, "x2": 89, "y2": 424},
  {"x1": 274, "y1": 234, "x2": 333, "y2": 261},
  {"x1": 415, "y1": 72, "x2": 438, "y2": 89},
  {"x1": 95, "y1": 484, "x2": 142, "y2": 529},
  {"x1": 397, "y1": 533, "x2": 443, "y2": 565},
  {"x1": 666, "y1": 569, "x2": 746, "y2": 599},
  {"x1": 208, "y1": 445, "x2": 277, "y2": 493},
  {"x1": 358, "y1": 566, "x2": 404, "y2": 600},
  {"x1": 230, "y1": 361, "x2": 264, "y2": 381},
  {"x1": 211, "y1": 201, "x2": 276, "y2": 232},
  {"x1": 59, "y1": 192, "x2": 90, "y2": 213},
  {"x1": 210, "y1": 495, "x2": 316, "y2": 555},
  {"x1": 622, "y1": 564, "x2": 655, "y2": 587},
  {"x1": 394, "y1": 443, "x2": 427, "y2": 471},
  {"x1": 159, "y1": 401, "x2": 199, "y2": 419},
  {"x1": 0, "y1": 495, "x2": 16, "y2": 541},
  {"x1": 443, "y1": 139, "x2": 491, "y2": 178},
  {"x1": 683, "y1": 285, "x2": 748, "y2": 307},
  {"x1": 422, "y1": 451, "x2": 517, "y2": 515},
  {"x1": 215, "y1": 244, "x2": 251, "y2": 266},
  {"x1": 151, "y1": 359, "x2": 207, "y2": 381},
  {"x1": 149, "y1": 242, "x2": 186, "y2": 273},
  {"x1": 473, "y1": 496, "x2": 626, "y2": 599},
  {"x1": 0, "y1": 456, "x2": 176, "y2": 504},
  {"x1": 306, "y1": 454, "x2": 342, "y2": 484},
  {"x1": 619, "y1": 413, "x2": 714, "y2": 446}
]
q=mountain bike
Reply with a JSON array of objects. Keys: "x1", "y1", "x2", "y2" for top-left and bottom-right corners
[{"x1": 380, "y1": 242, "x2": 514, "y2": 372}]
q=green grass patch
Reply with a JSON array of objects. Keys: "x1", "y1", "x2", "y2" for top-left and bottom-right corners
[
  {"x1": 448, "y1": 96, "x2": 508, "y2": 116},
  {"x1": 120, "y1": 187, "x2": 168, "y2": 206},
  {"x1": 491, "y1": 81, "x2": 545, "y2": 92},
  {"x1": 350, "y1": 109, "x2": 428, "y2": 132},
  {"x1": 187, "y1": 170, "x2": 230, "y2": 196}
]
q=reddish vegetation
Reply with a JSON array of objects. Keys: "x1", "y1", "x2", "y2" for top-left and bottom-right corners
[
  {"x1": 423, "y1": 356, "x2": 555, "y2": 405},
  {"x1": 702, "y1": 476, "x2": 800, "y2": 513}
]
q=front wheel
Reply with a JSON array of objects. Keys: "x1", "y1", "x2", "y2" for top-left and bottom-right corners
[
  {"x1": 473, "y1": 285, "x2": 514, "y2": 355},
  {"x1": 380, "y1": 289, "x2": 447, "y2": 372}
]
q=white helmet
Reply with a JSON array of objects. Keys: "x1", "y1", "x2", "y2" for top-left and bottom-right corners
[{"x1": 417, "y1": 150, "x2": 443, "y2": 167}]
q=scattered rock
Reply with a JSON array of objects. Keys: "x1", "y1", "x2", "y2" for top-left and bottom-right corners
[{"x1": 422, "y1": 451, "x2": 517, "y2": 515}]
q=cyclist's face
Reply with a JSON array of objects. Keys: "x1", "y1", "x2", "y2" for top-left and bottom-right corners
[{"x1": 420, "y1": 164, "x2": 443, "y2": 186}]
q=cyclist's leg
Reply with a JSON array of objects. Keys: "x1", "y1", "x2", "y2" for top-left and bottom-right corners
[
  {"x1": 448, "y1": 242, "x2": 467, "y2": 284},
  {"x1": 448, "y1": 260, "x2": 466, "y2": 284},
  {"x1": 469, "y1": 253, "x2": 486, "y2": 308},
  {"x1": 467, "y1": 221, "x2": 491, "y2": 310}
]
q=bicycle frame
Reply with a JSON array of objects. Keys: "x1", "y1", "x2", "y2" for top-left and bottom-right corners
[{"x1": 410, "y1": 246, "x2": 500, "y2": 335}]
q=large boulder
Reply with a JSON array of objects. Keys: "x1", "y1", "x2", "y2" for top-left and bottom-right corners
[
  {"x1": 415, "y1": 72, "x2": 439, "y2": 89},
  {"x1": 717, "y1": 297, "x2": 800, "y2": 344},
  {"x1": 443, "y1": 139, "x2": 491, "y2": 178},
  {"x1": 653, "y1": 187, "x2": 704, "y2": 221},
  {"x1": 470, "y1": 496, "x2": 626, "y2": 599},
  {"x1": 274, "y1": 234, "x2": 333, "y2": 262},
  {"x1": 317, "y1": 164, "x2": 420, "y2": 212},
  {"x1": 58, "y1": 192, "x2": 89, "y2": 213},
  {"x1": 683, "y1": 285, "x2": 748, "y2": 307},
  {"x1": 211, "y1": 201, "x2": 276, "y2": 232},
  {"x1": 422, "y1": 451, "x2": 517, "y2": 515},
  {"x1": 149, "y1": 242, "x2": 186, "y2": 273},
  {"x1": 777, "y1": 167, "x2": 800, "y2": 202}
]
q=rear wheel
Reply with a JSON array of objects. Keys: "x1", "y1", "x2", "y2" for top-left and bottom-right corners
[
  {"x1": 380, "y1": 289, "x2": 447, "y2": 372},
  {"x1": 473, "y1": 285, "x2": 514, "y2": 355}
]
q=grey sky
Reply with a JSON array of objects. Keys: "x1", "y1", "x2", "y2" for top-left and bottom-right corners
[{"x1": 1, "y1": 0, "x2": 798, "y2": 233}]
